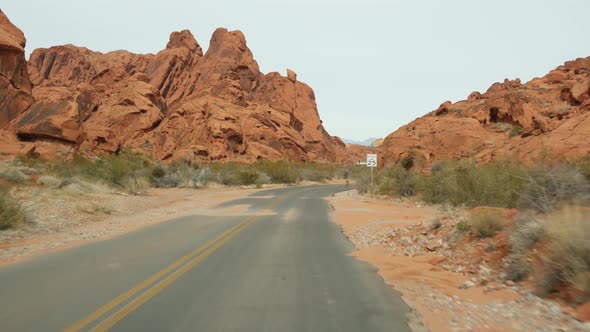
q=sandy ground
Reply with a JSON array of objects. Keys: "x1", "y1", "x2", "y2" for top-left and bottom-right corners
[
  {"x1": 0, "y1": 184, "x2": 279, "y2": 265},
  {"x1": 329, "y1": 190, "x2": 589, "y2": 332}
]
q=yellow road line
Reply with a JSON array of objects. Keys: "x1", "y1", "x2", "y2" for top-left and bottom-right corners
[
  {"x1": 64, "y1": 217, "x2": 253, "y2": 332},
  {"x1": 65, "y1": 191, "x2": 294, "y2": 332},
  {"x1": 90, "y1": 218, "x2": 257, "y2": 332}
]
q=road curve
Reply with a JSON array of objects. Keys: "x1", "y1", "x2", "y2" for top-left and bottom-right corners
[{"x1": 0, "y1": 185, "x2": 411, "y2": 331}]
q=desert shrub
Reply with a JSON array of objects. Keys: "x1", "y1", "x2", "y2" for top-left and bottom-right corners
[
  {"x1": 58, "y1": 177, "x2": 113, "y2": 195},
  {"x1": 538, "y1": 207, "x2": 590, "y2": 298},
  {"x1": 418, "y1": 161, "x2": 457, "y2": 204},
  {"x1": 299, "y1": 168, "x2": 330, "y2": 183},
  {"x1": 192, "y1": 167, "x2": 216, "y2": 188},
  {"x1": 353, "y1": 170, "x2": 371, "y2": 194},
  {"x1": 0, "y1": 167, "x2": 29, "y2": 184},
  {"x1": 37, "y1": 175, "x2": 61, "y2": 188},
  {"x1": 255, "y1": 172, "x2": 271, "y2": 188},
  {"x1": 214, "y1": 166, "x2": 243, "y2": 186},
  {"x1": 353, "y1": 168, "x2": 383, "y2": 194},
  {"x1": 418, "y1": 159, "x2": 528, "y2": 208},
  {"x1": 151, "y1": 165, "x2": 166, "y2": 179},
  {"x1": 506, "y1": 254, "x2": 531, "y2": 282},
  {"x1": 509, "y1": 125, "x2": 522, "y2": 138},
  {"x1": 0, "y1": 185, "x2": 27, "y2": 230},
  {"x1": 122, "y1": 175, "x2": 150, "y2": 195},
  {"x1": 518, "y1": 164, "x2": 590, "y2": 213},
  {"x1": 94, "y1": 151, "x2": 149, "y2": 186},
  {"x1": 254, "y1": 160, "x2": 299, "y2": 184},
  {"x1": 505, "y1": 212, "x2": 546, "y2": 281},
  {"x1": 171, "y1": 162, "x2": 199, "y2": 187},
  {"x1": 378, "y1": 165, "x2": 418, "y2": 197},
  {"x1": 14, "y1": 155, "x2": 47, "y2": 171},
  {"x1": 509, "y1": 212, "x2": 545, "y2": 253},
  {"x1": 153, "y1": 175, "x2": 181, "y2": 188},
  {"x1": 573, "y1": 155, "x2": 590, "y2": 182},
  {"x1": 456, "y1": 219, "x2": 470, "y2": 232},
  {"x1": 238, "y1": 169, "x2": 259, "y2": 185},
  {"x1": 55, "y1": 150, "x2": 149, "y2": 188},
  {"x1": 77, "y1": 202, "x2": 114, "y2": 215},
  {"x1": 469, "y1": 209, "x2": 503, "y2": 238}
]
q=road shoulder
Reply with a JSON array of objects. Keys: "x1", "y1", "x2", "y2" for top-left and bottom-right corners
[{"x1": 328, "y1": 190, "x2": 588, "y2": 332}]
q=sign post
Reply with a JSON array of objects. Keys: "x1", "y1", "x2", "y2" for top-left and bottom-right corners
[{"x1": 366, "y1": 154, "x2": 377, "y2": 197}]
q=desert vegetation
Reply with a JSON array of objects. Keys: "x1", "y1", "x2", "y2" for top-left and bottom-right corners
[
  {"x1": 355, "y1": 154, "x2": 590, "y2": 302},
  {"x1": 0, "y1": 182, "x2": 28, "y2": 230},
  {"x1": 0, "y1": 152, "x2": 350, "y2": 230}
]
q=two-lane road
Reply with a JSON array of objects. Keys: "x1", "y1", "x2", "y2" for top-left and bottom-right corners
[{"x1": 0, "y1": 185, "x2": 411, "y2": 331}]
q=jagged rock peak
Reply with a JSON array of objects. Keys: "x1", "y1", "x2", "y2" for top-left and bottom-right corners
[
  {"x1": 166, "y1": 29, "x2": 202, "y2": 56},
  {"x1": 208, "y1": 28, "x2": 249, "y2": 53},
  {"x1": 0, "y1": 9, "x2": 26, "y2": 51}
]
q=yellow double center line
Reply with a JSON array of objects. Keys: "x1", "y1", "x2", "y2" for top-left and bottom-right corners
[{"x1": 65, "y1": 192, "x2": 294, "y2": 332}]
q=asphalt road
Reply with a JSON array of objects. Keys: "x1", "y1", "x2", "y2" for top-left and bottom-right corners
[{"x1": 0, "y1": 185, "x2": 411, "y2": 331}]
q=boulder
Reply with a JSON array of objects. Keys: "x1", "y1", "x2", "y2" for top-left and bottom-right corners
[
  {"x1": 15, "y1": 101, "x2": 85, "y2": 144},
  {"x1": 571, "y1": 77, "x2": 590, "y2": 103}
]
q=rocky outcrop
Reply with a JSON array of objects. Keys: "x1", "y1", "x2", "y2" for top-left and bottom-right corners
[
  {"x1": 0, "y1": 10, "x2": 346, "y2": 162},
  {"x1": 0, "y1": 10, "x2": 34, "y2": 128},
  {"x1": 380, "y1": 57, "x2": 590, "y2": 170}
]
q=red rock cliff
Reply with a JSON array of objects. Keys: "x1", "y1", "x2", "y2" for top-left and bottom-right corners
[{"x1": 0, "y1": 11, "x2": 346, "y2": 162}]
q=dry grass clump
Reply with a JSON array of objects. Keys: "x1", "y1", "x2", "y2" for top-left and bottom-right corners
[
  {"x1": 469, "y1": 209, "x2": 504, "y2": 238},
  {"x1": 0, "y1": 184, "x2": 28, "y2": 230},
  {"x1": 537, "y1": 207, "x2": 590, "y2": 299},
  {"x1": 0, "y1": 167, "x2": 29, "y2": 184},
  {"x1": 37, "y1": 175, "x2": 61, "y2": 188},
  {"x1": 505, "y1": 211, "x2": 546, "y2": 281},
  {"x1": 77, "y1": 202, "x2": 114, "y2": 215}
]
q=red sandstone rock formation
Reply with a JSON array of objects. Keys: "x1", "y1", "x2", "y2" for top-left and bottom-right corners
[
  {"x1": 0, "y1": 11, "x2": 346, "y2": 162},
  {"x1": 380, "y1": 57, "x2": 590, "y2": 170},
  {"x1": 0, "y1": 10, "x2": 34, "y2": 128}
]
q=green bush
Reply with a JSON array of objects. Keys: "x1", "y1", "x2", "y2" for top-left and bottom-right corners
[
  {"x1": 378, "y1": 165, "x2": 417, "y2": 197},
  {"x1": 254, "y1": 160, "x2": 300, "y2": 184},
  {"x1": 456, "y1": 219, "x2": 470, "y2": 232},
  {"x1": 418, "y1": 159, "x2": 528, "y2": 208},
  {"x1": 54, "y1": 150, "x2": 151, "y2": 189},
  {"x1": 0, "y1": 185, "x2": 27, "y2": 230},
  {"x1": 469, "y1": 209, "x2": 503, "y2": 238},
  {"x1": 238, "y1": 169, "x2": 259, "y2": 185},
  {"x1": 151, "y1": 165, "x2": 166, "y2": 179},
  {"x1": 353, "y1": 168, "x2": 382, "y2": 194},
  {"x1": 418, "y1": 161, "x2": 457, "y2": 204}
]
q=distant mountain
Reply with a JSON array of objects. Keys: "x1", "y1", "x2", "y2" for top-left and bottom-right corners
[{"x1": 342, "y1": 137, "x2": 378, "y2": 146}]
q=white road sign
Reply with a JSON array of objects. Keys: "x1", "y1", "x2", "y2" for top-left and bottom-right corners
[{"x1": 367, "y1": 154, "x2": 377, "y2": 167}]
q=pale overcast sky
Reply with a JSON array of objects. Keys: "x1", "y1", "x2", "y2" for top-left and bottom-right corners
[{"x1": 3, "y1": 0, "x2": 590, "y2": 140}]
